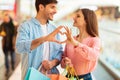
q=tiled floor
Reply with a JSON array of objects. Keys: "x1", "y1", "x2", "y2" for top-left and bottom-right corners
[
  {"x1": 0, "y1": 53, "x2": 20, "y2": 80},
  {"x1": 0, "y1": 37, "x2": 20, "y2": 80}
]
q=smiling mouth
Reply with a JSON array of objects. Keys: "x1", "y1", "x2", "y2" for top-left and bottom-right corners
[
  {"x1": 50, "y1": 14, "x2": 54, "y2": 17},
  {"x1": 74, "y1": 21, "x2": 76, "y2": 24}
]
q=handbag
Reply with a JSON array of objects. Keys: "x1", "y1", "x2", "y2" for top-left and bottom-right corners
[
  {"x1": 0, "y1": 28, "x2": 6, "y2": 37},
  {"x1": 24, "y1": 67, "x2": 50, "y2": 80}
]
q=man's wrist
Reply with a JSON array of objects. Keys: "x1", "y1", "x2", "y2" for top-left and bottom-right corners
[
  {"x1": 42, "y1": 36, "x2": 47, "y2": 42},
  {"x1": 73, "y1": 40, "x2": 79, "y2": 46},
  {"x1": 51, "y1": 59, "x2": 59, "y2": 68}
]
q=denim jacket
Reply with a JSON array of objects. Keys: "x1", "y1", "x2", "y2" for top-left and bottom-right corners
[{"x1": 16, "y1": 18, "x2": 63, "y2": 79}]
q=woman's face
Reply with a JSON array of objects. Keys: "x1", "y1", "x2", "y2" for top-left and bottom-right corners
[
  {"x1": 3, "y1": 13, "x2": 10, "y2": 23},
  {"x1": 73, "y1": 10, "x2": 86, "y2": 28}
]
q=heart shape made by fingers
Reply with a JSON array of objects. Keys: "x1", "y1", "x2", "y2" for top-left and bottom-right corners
[
  {"x1": 47, "y1": 26, "x2": 67, "y2": 44},
  {"x1": 54, "y1": 26, "x2": 68, "y2": 44}
]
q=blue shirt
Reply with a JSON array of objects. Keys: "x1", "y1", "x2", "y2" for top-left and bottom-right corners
[{"x1": 16, "y1": 18, "x2": 63, "y2": 75}]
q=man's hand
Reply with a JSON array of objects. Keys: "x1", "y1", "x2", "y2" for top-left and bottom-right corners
[
  {"x1": 39, "y1": 66, "x2": 47, "y2": 74},
  {"x1": 30, "y1": 26, "x2": 65, "y2": 50},
  {"x1": 41, "y1": 60, "x2": 53, "y2": 70},
  {"x1": 41, "y1": 59, "x2": 59, "y2": 71},
  {"x1": 45, "y1": 26, "x2": 65, "y2": 44}
]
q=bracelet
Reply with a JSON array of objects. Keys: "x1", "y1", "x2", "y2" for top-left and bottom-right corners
[{"x1": 74, "y1": 42, "x2": 79, "y2": 48}]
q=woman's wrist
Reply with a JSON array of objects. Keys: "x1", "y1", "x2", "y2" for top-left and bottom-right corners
[{"x1": 73, "y1": 40, "x2": 79, "y2": 47}]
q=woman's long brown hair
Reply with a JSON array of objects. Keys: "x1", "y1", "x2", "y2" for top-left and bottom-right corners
[{"x1": 80, "y1": 9, "x2": 99, "y2": 37}]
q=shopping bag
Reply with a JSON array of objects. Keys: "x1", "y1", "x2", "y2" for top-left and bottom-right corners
[
  {"x1": 49, "y1": 74, "x2": 68, "y2": 80},
  {"x1": 24, "y1": 67, "x2": 50, "y2": 80},
  {"x1": 65, "y1": 65, "x2": 84, "y2": 80}
]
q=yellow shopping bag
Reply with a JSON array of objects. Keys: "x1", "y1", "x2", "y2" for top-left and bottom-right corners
[{"x1": 65, "y1": 65, "x2": 84, "y2": 80}]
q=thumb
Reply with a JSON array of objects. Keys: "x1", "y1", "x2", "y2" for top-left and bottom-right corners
[{"x1": 52, "y1": 39, "x2": 61, "y2": 44}]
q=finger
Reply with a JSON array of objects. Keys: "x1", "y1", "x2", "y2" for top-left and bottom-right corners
[
  {"x1": 42, "y1": 60, "x2": 47, "y2": 64},
  {"x1": 69, "y1": 28, "x2": 72, "y2": 34},
  {"x1": 64, "y1": 26, "x2": 72, "y2": 35},
  {"x1": 64, "y1": 26, "x2": 69, "y2": 33},
  {"x1": 53, "y1": 26, "x2": 64, "y2": 34},
  {"x1": 65, "y1": 57, "x2": 71, "y2": 61},
  {"x1": 53, "y1": 39, "x2": 62, "y2": 44},
  {"x1": 42, "y1": 60, "x2": 49, "y2": 66},
  {"x1": 60, "y1": 40, "x2": 67, "y2": 44},
  {"x1": 66, "y1": 26, "x2": 71, "y2": 34},
  {"x1": 58, "y1": 26, "x2": 64, "y2": 29},
  {"x1": 58, "y1": 31, "x2": 66, "y2": 35},
  {"x1": 59, "y1": 31, "x2": 68, "y2": 39},
  {"x1": 44, "y1": 62, "x2": 50, "y2": 70}
]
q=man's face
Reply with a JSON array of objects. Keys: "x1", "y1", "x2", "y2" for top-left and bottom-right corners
[{"x1": 43, "y1": 3, "x2": 57, "y2": 21}]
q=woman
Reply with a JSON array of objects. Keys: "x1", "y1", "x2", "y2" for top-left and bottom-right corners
[
  {"x1": 61, "y1": 9, "x2": 101, "y2": 80},
  {"x1": 0, "y1": 13, "x2": 16, "y2": 76}
]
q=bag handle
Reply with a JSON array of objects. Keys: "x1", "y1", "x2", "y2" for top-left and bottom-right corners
[
  {"x1": 65, "y1": 65, "x2": 80, "y2": 80},
  {"x1": 38, "y1": 64, "x2": 48, "y2": 75}
]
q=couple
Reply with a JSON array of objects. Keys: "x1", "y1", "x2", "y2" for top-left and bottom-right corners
[{"x1": 16, "y1": 0, "x2": 101, "y2": 80}]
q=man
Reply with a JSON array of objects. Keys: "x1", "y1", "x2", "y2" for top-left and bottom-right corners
[
  {"x1": 16, "y1": 0, "x2": 63, "y2": 79},
  {"x1": 0, "y1": 12, "x2": 15, "y2": 76}
]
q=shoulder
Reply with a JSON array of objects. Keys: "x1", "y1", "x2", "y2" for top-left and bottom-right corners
[
  {"x1": 18, "y1": 19, "x2": 34, "y2": 30},
  {"x1": 20, "y1": 18, "x2": 33, "y2": 27},
  {"x1": 87, "y1": 36, "x2": 100, "y2": 42},
  {"x1": 91, "y1": 37, "x2": 100, "y2": 42},
  {"x1": 89, "y1": 37, "x2": 101, "y2": 46}
]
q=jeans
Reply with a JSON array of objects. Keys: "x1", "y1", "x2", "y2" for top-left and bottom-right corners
[
  {"x1": 4, "y1": 50, "x2": 15, "y2": 72},
  {"x1": 77, "y1": 73, "x2": 92, "y2": 80},
  {"x1": 66, "y1": 73, "x2": 92, "y2": 80}
]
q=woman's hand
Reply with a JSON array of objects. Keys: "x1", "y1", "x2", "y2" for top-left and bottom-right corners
[
  {"x1": 62, "y1": 57, "x2": 73, "y2": 67},
  {"x1": 61, "y1": 27, "x2": 79, "y2": 46}
]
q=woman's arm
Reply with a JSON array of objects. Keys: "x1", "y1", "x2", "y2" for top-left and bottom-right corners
[{"x1": 74, "y1": 37, "x2": 101, "y2": 61}]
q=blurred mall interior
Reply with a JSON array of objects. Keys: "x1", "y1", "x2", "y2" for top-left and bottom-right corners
[{"x1": 0, "y1": 0, "x2": 120, "y2": 80}]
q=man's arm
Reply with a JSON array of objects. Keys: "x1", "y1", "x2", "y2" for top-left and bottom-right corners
[
  {"x1": 16, "y1": 24, "x2": 48, "y2": 53},
  {"x1": 30, "y1": 36, "x2": 47, "y2": 50},
  {"x1": 42, "y1": 59, "x2": 59, "y2": 70},
  {"x1": 31, "y1": 26, "x2": 64, "y2": 50},
  {"x1": 16, "y1": 23, "x2": 64, "y2": 54}
]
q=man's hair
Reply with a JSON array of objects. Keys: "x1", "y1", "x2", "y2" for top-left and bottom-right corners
[{"x1": 35, "y1": 0, "x2": 58, "y2": 12}]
